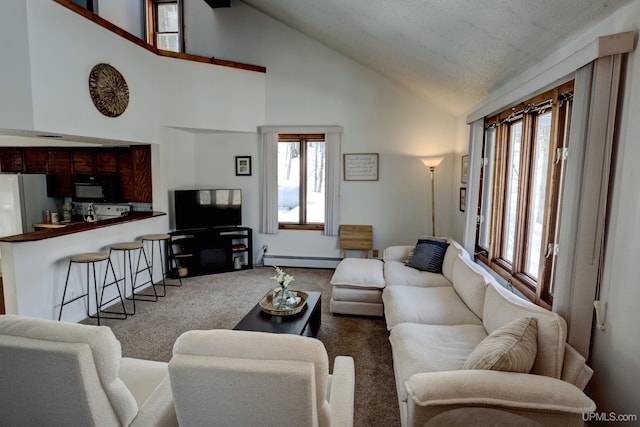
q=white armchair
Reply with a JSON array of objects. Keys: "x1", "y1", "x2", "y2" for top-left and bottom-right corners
[
  {"x1": 169, "y1": 329, "x2": 355, "y2": 427},
  {"x1": 0, "y1": 315, "x2": 177, "y2": 427}
]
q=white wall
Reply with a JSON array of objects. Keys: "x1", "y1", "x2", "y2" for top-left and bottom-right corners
[
  {"x1": 458, "y1": 0, "x2": 640, "y2": 417},
  {"x1": 20, "y1": 0, "x2": 264, "y2": 141},
  {"x1": 0, "y1": 1, "x2": 33, "y2": 131},
  {"x1": 185, "y1": 1, "x2": 458, "y2": 259},
  {"x1": 98, "y1": 0, "x2": 144, "y2": 39}
]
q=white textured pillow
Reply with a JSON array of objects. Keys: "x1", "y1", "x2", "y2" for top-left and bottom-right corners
[{"x1": 464, "y1": 317, "x2": 538, "y2": 373}]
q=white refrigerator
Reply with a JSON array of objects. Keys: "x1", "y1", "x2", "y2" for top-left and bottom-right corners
[{"x1": 0, "y1": 173, "x2": 59, "y2": 238}]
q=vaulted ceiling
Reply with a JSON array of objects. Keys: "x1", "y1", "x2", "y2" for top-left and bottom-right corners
[{"x1": 242, "y1": 0, "x2": 632, "y2": 115}]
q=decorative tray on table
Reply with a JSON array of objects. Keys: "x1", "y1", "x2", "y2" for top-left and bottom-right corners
[{"x1": 259, "y1": 290, "x2": 308, "y2": 316}]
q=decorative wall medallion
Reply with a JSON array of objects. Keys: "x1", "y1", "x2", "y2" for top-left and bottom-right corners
[{"x1": 88, "y1": 63, "x2": 129, "y2": 117}]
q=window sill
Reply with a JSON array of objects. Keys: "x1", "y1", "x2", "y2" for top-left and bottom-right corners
[
  {"x1": 478, "y1": 257, "x2": 552, "y2": 311},
  {"x1": 278, "y1": 224, "x2": 324, "y2": 231}
]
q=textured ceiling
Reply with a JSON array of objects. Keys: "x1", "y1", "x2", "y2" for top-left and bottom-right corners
[{"x1": 242, "y1": 0, "x2": 632, "y2": 115}]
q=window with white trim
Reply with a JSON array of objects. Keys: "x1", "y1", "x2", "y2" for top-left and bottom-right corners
[{"x1": 277, "y1": 134, "x2": 326, "y2": 230}]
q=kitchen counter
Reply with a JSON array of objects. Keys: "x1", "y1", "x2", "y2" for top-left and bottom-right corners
[
  {"x1": 0, "y1": 211, "x2": 170, "y2": 321},
  {"x1": 0, "y1": 212, "x2": 166, "y2": 242}
]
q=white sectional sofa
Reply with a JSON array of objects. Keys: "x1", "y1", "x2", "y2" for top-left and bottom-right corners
[
  {"x1": 380, "y1": 239, "x2": 596, "y2": 426},
  {"x1": 330, "y1": 238, "x2": 597, "y2": 426}
]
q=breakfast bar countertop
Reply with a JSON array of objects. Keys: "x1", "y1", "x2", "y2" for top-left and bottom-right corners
[{"x1": 0, "y1": 212, "x2": 166, "y2": 243}]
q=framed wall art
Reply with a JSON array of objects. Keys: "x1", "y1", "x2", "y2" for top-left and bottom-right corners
[
  {"x1": 459, "y1": 187, "x2": 467, "y2": 212},
  {"x1": 344, "y1": 153, "x2": 379, "y2": 181},
  {"x1": 235, "y1": 156, "x2": 252, "y2": 176},
  {"x1": 461, "y1": 155, "x2": 469, "y2": 184}
]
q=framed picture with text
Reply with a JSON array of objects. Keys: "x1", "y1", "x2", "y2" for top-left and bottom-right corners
[
  {"x1": 344, "y1": 153, "x2": 379, "y2": 181},
  {"x1": 235, "y1": 156, "x2": 252, "y2": 176}
]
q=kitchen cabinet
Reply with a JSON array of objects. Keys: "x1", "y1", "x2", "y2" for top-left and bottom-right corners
[
  {"x1": 131, "y1": 145, "x2": 152, "y2": 203},
  {"x1": 2, "y1": 145, "x2": 151, "y2": 203},
  {"x1": 72, "y1": 150, "x2": 95, "y2": 175},
  {"x1": 0, "y1": 149, "x2": 24, "y2": 173},
  {"x1": 23, "y1": 150, "x2": 48, "y2": 174},
  {"x1": 96, "y1": 151, "x2": 118, "y2": 174},
  {"x1": 46, "y1": 150, "x2": 72, "y2": 197}
]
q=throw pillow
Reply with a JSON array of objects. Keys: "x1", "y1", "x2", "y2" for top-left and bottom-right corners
[
  {"x1": 463, "y1": 317, "x2": 538, "y2": 372},
  {"x1": 406, "y1": 239, "x2": 449, "y2": 273}
]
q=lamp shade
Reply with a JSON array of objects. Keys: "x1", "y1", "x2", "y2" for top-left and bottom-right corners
[{"x1": 420, "y1": 157, "x2": 444, "y2": 169}]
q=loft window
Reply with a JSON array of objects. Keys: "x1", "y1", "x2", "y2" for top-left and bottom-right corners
[
  {"x1": 476, "y1": 81, "x2": 573, "y2": 308},
  {"x1": 147, "y1": 0, "x2": 183, "y2": 52},
  {"x1": 72, "y1": 0, "x2": 95, "y2": 12},
  {"x1": 277, "y1": 134, "x2": 326, "y2": 230}
]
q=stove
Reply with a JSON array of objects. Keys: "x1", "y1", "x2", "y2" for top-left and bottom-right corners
[{"x1": 92, "y1": 204, "x2": 131, "y2": 221}]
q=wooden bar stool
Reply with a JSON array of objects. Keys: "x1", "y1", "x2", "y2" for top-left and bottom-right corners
[
  {"x1": 58, "y1": 252, "x2": 126, "y2": 325},
  {"x1": 141, "y1": 233, "x2": 183, "y2": 297},
  {"x1": 108, "y1": 241, "x2": 157, "y2": 315}
]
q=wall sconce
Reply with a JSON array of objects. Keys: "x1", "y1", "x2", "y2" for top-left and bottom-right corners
[{"x1": 420, "y1": 157, "x2": 444, "y2": 236}]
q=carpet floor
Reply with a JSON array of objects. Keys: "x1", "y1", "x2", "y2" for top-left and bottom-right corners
[{"x1": 87, "y1": 266, "x2": 400, "y2": 427}]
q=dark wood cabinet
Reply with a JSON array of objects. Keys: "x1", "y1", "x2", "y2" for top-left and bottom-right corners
[
  {"x1": 23, "y1": 149, "x2": 48, "y2": 174},
  {"x1": 118, "y1": 150, "x2": 133, "y2": 201},
  {"x1": 46, "y1": 150, "x2": 72, "y2": 197},
  {"x1": 72, "y1": 150, "x2": 95, "y2": 175},
  {"x1": 96, "y1": 151, "x2": 118, "y2": 174},
  {"x1": 131, "y1": 145, "x2": 152, "y2": 203},
  {"x1": 4, "y1": 145, "x2": 151, "y2": 203},
  {"x1": 0, "y1": 149, "x2": 24, "y2": 172}
]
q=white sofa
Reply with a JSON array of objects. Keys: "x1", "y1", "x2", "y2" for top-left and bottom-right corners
[{"x1": 381, "y1": 239, "x2": 597, "y2": 426}]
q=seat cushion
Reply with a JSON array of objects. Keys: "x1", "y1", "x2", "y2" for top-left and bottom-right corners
[
  {"x1": 331, "y1": 286, "x2": 382, "y2": 304},
  {"x1": 330, "y1": 258, "x2": 385, "y2": 289},
  {"x1": 389, "y1": 323, "x2": 487, "y2": 402},
  {"x1": 382, "y1": 286, "x2": 483, "y2": 330},
  {"x1": 384, "y1": 261, "x2": 452, "y2": 288}
]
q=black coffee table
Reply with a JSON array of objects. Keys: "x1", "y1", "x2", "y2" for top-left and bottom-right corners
[{"x1": 233, "y1": 291, "x2": 321, "y2": 337}]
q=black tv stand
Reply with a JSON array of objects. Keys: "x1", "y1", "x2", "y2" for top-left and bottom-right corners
[{"x1": 169, "y1": 226, "x2": 253, "y2": 277}]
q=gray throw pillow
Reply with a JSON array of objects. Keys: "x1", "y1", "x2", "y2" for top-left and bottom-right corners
[{"x1": 406, "y1": 239, "x2": 449, "y2": 273}]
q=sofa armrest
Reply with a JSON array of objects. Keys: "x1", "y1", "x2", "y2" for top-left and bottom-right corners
[
  {"x1": 328, "y1": 356, "x2": 355, "y2": 427},
  {"x1": 406, "y1": 370, "x2": 595, "y2": 413}
]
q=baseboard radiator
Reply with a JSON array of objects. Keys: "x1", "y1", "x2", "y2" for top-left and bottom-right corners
[{"x1": 263, "y1": 255, "x2": 341, "y2": 269}]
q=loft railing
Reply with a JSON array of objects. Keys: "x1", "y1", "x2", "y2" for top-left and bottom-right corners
[{"x1": 53, "y1": 0, "x2": 266, "y2": 73}]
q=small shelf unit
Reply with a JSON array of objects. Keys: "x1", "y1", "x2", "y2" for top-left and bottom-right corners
[{"x1": 169, "y1": 226, "x2": 253, "y2": 277}]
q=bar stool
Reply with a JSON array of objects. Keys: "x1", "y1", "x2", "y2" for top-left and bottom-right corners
[
  {"x1": 141, "y1": 233, "x2": 183, "y2": 297},
  {"x1": 58, "y1": 252, "x2": 126, "y2": 325},
  {"x1": 108, "y1": 241, "x2": 157, "y2": 315}
]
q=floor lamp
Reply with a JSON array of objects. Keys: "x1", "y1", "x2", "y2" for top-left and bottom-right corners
[{"x1": 420, "y1": 157, "x2": 444, "y2": 237}]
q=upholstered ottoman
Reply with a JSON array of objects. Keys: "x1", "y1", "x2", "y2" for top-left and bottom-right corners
[{"x1": 329, "y1": 258, "x2": 385, "y2": 317}]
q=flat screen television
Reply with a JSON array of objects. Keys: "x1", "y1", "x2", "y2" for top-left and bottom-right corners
[{"x1": 174, "y1": 189, "x2": 242, "y2": 230}]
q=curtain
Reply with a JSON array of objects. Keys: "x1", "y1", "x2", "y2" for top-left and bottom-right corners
[
  {"x1": 461, "y1": 119, "x2": 485, "y2": 254},
  {"x1": 260, "y1": 130, "x2": 279, "y2": 234},
  {"x1": 324, "y1": 130, "x2": 342, "y2": 236},
  {"x1": 552, "y1": 55, "x2": 624, "y2": 358},
  {"x1": 259, "y1": 126, "x2": 343, "y2": 236}
]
